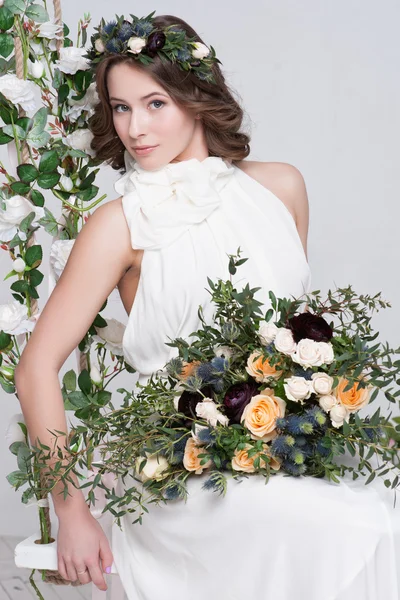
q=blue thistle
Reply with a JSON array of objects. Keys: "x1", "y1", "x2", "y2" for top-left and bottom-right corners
[
  {"x1": 196, "y1": 428, "x2": 216, "y2": 445},
  {"x1": 282, "y1": 460, "x2": 307, "y2": 476},
  {"x1": 105, "y1": 38, "x2": 123, "y2": 54},
  {"x1": 289, "y1": 448, "x2": 306, "y2": 465},
  {"x1": 210, "y1": 356, "x2": 229, "y2": 373},
  {"x1": 211, "y1": 379, "x2": 225, "y2": 393},
  {"x1": 181, "y1": 375, "x2": 203, "y2": 392},
  {"x1": 117, "y1": 22, "x2": 135, "y2": 41},
  {"x1": 315, "y1": 437, "x2": 331, "y2": 458},
  {"x1": 176, "y1": 47, "x2": 192, "y2": 62},
  {"x1": 172, "y1": 436, "x2": 188, "y2": 454},
  {"x1": 102, "y1": 21, "x2": 117, "y2": 36},
  {"x1": 294, "y1": 367, "x2": 314, "y2": 380},
  {"x1": 304, "y1": 406, "x2": 328, "y2": 429},
  {"x1": 196, "y1": 362, "x2": 214, "y2": 382},
  {"x1": 275, "y1": 417, "x2": 288, "y2": 432},
  {"x1": 163, "y1": 483, "x2": 182, "y2": 501},
  {"x1": 221, "y1": 321, "x2": 240, "y2": 342},
  {"x1": 264, "y1": 343, "x2": 275, "y2": 355},
  {"x1": 166, "y1": 357, "x2": 183, "y2": 378},
  {"x1": 298, "y1": 417, "x2": 315, "y2": 436},
  {"x1": 132, "y1": 20, "x2": 153, "y2": 38},
  {"x1": 169, "y1": 451, "x2": 184, "y2": 465},
  {"x1": 270, "y1": 434, "x2": 296, "y2": 458},
  {"x1": 284, "y1": 415, "x2": 304, "y2": 436}
]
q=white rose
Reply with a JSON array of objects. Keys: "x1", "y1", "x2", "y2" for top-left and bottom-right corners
[
  {"x1": 36, "y1": 20, "x2": 64, "y2": 40},
  {"x1": 283, "y1": 376, "x2": 313, "y2": 404},
  {"x1": 64, "y1": 128, "x2": 95, "y2": 157},
  {"x1": 195, "y1": 397, "x2": 229, "y2": 427},
  {"x1": 135, "y1": 453, "x2": 169, "y2": 482},
  {"x1": 49, "y1": 239, "x2": 75, "y2": 280},
  {"x1": 95, "y1": 38, "x2": 106, "y2": 53},
  {"x1": 55, "y1": 47, "x2": 91, "y2": 75},
  {"x1": 12, "y1": 258, "x2": 26, "y2": 273},
  {"x1": 330, "y1": 404, "x2": 350, "y2": 428},
  {"x1": 59, "y1": 175, "x2": 73, "y2": 192},
  {"x1": 92, "y1": 318, "x2": 126, "y2": 356},
  {"x1": 64, "y1": 82, "x2": 99, "y2": 123},
  {"x1": 127, "y1": 37, "x2": 146, "y2": 54},
  {"x1": 319, "y1": 394, "x2": 338, "y2": 412},
  {"x1": 192, "y1": 42, "x2": 210, "y2": 60},
  {"x1": 0, "y1": 74, "x2": 37, "y2": 114},
  {"x1": 27, "y1": 59, "x2": 45, "y2": 79},
  {"x1": 90, "y1": 365, "x2": 102, "y2": 386},
  {"x1": 257, "y1": 321, "x2": 278, "y2": 345},
  {"x1": 291, "y1": 338, "x2": 324, "y2": 369},
  {"x1": 5, "y1": 413, "x2": 26, "y2": 447},
  {"x1": 311, "y1": 372, "x2": 334, "y2": 396},
  {"x1": 274, "y1": 327, "x2": 297, "y2": 355},
  {"x1": 0, "y1": 301, "x2": 36, "y2": 335},
  {"x1": 318, "y1": 341, "x2": 335, "y2": 365},
  {"x1": 0, "y1": 195, "x2": 44, "y2": 242}
]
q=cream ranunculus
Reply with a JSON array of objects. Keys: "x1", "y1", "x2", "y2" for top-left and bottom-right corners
[
  {"x1": 195, "y1": 397, "x2": 229, "y2": 427},
  {"x1": 0, "y1": 74, "x2": 37, "y2": 114},
  {"x1": 5, "y1": 413, "x2": 26, "y2": 447},
  {"x1": 64, "y1": 82, "x2": 99, "y2": 123},
  {"x1": 257, "y1": 321, "x2": 278, "y2": 345},
  {"x1": 245, "y1": 351, "x2": 281, "y2": 383},
  {"x1": 64, "y1": 128, "x2": 95, "y2": 157},
  {"x1": 329, "y1": 403, "x2": 350, "y2": 428},
  {"x1": 0, "y1": 301, "x2": 36, "y2": 334},
  {"x1": 135, "y1": 453, "x2": 170, "y2": 482},
  {"x1": 192, "y1": 42, "x2": 210, "y2": 59},
  {"x1": 0, "y1": 195, "x2": 44, "y2": 242},
  {"x1": 183, "y1": 438, "x2": 212, "y2": 474},
  {"x1": 318, "y1": 341, "x2": 335, "y2": 365},
  {"x1": 283, "y1": 376, "x2": 313, "y2": 404},
  {"x1": 274, "y1": 327, "x2": 297, "y2": 355},
  {"x1": 241, "y1": 388, "x2": 286, "y2": 442},
  {"x1": 93, "y1": 318, "x2": 126, "y2": 357},
  {"x1": 319, "y1": 394, "x2": 338, "y2": 412},
  {"x1": 291, "y1": 338, "x2": 324, "y2": 369},
  {"x1": 55, "y1": 47, "x2": 91, "y2": 74},
  {"x1": 311, "y1": 372, "x2": 334, "y2": 396},
  {"x1": 127, "y1": 36, "x2": 146, "y2": 54},
  {"x1": 36, "y1": 19, "x2": 64, "y2": 39},
  {"x1": 49, "y1": 239, "x2": 75, "y2": 280}
]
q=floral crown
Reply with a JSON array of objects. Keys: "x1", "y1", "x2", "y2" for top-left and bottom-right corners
[{"x1": 84, "y1": 11, "x2": 221, "y2": 84}]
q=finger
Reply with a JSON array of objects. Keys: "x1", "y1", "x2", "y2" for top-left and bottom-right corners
[
  {"x1": 64, "y1": 559, "x2": 78, "y2": 583},
  {"x1": 87, "y1": 561, "x2": 108, "y2": 592},
  {"x1": 99, "y1": 536, "x2": 114, "y2": 574},
  {"x1": 57, "y1": 556, "x2": 69, "y2": 581},
  {"x1": 76, "y1": 565, "x2": 91, "y2": 584}
]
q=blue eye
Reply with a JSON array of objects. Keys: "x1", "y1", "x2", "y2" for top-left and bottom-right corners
[
  {"x1": 150, "y1": 100, "x2": 165, "y2": 109},
  {"x1": 112, "y1": 100, "x2": 165, "y2": 113},
  {"x1": 112, "y1": 104, "x2": 129, "y2": 113}
]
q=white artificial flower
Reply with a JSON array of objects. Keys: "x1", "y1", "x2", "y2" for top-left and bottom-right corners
[
  {"x1": 36, "y1": 19, "x2": 64, "y2": 40},
  {"x1": 90, "y1": 365, "x2": 102, "y2": 386},
  {"x1": 330, "y1": 404, "x2": 350, "y2": 428},
  {"x1": 192, "y1": 42, "x2": 210, "y2": 60},
  {"x1": 319, "y1": 394, "x2": 338, "y2": 412},
  {"x1": 283, "y1": 376, "x2": 313, "y2": 404},
  {"x1": 0, "y1": 301, "x2": 36, "y2": 335},
  {"x1": 0, "y1": 195, "x2": 44, "y2": 242},
  {"x1": 27, "y1": 59, "x2": 45, "y2": 79},
  {"x1": 64, "y1": 82, "x2": 99, "y2": 123},
  {"x1": 213, "y1": 344, "x2": 235, "y2": 360},
  {"x1": 60, "y1": 175, "x2": 73, "y2": 192},
  {"x1": 274, "y1": 327, "x2": 297, "y2": 355},
  {"x1": 0, "y1": 74, "x2": 37, "y2": 113},
  {"x1": 257, "y1": 321, "x2": 278, "y2": 345},
  {"x1": 64, "y1": 128, "x2": 95, "y2": 157},
  {"x1": 5, "y1": 413, "x2": 26, "y2": 447},
  {"x1": 92, "y1": 318, "x2": 126, "y2": 356},
  {"x1": 55, "y1": 47, "x2": 91, "y2": 75},
  {"x1": 291, "y1": 338, "x2": 324, "y2": 369},
  {"x1": 311, "y1": 372, "x2": 334, "y2": 396},
  {"x1": 318, "y1": 341, "x2": 335, "y2": 365},
  {"x1": 49, "y1": 239, "x2": 75, "y2": 280},
  {"x1": 127, "y1": 36, "x2": 146, "y2": 54},
  {"x1": 30, "y1": 39, "x2": 43, "y2": 55},
  {"x1": 95, "y1": 38, "x2": 106, "y2": 53},
  {"x1": 135, "y1": 453, "x2": 169, "y2": 482},
  {"x1": 12, "y1": 257, "x2": 26, "y2": 273},
  {"x1": 195, "y1": 397, "x2": 229, "y2": 427}
]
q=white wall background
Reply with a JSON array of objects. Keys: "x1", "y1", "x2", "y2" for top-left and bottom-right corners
[{"x1": 0, "y1": 0, "x2": 399, "y2": 536}]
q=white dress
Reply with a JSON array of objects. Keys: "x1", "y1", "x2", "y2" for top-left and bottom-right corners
[{"x1": 110, "y1": 151, "x2": 400, "y2": 600}]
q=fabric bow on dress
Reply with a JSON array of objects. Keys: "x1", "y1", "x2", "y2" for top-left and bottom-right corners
[{"x1": 114, "y1": 149, "x2": 235, "y2": 250}]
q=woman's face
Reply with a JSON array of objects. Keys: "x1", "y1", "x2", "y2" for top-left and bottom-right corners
[{"x1": 107, "y1": 62, "x2": 203, "y2": 170}]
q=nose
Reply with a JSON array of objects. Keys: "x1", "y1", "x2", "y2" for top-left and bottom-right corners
[{"x1": 128, "y1": 108, "x2": 150, "y2": 141}]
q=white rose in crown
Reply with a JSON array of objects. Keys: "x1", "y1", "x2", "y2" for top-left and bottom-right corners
[
  {"x1": 283, "y1": 376, "x2": 313, "y2": 404},
  {"x1": 49, "y1": 239, "x2": 75, "y2": 280},
  {"x1": 330, "y1": 403, "x2": 350, "y2": 428},
  {"x1": 127, "y1": 36, "x2": 147, "y2": 54},
  {"x1": 0, "y1": 301, "x2": 36, "y2": 335},
  {"x1": 311, "y1": 372, "x2": 334, "y2": 396},
  {"x1": 0, "y1": 74, "x2": 37, "y2": 113},
  {"x1": 257, "y1": 321, "x2": 278, "y2": 345},
  {"x1": 0, "y1": 195, "x2": 44, "y2": 242},
  {"x1": 192, "y1": 42, "x2": 210, "y2": 59},
  {"x1": 319, "y1": 394, "x2": 338, "y2": 412},
  {"x1": 290, "y1": 338, "x2": 325, "y2": 369},
  {"x1": 64, "y1": 128, "x2": 95, "y2": 157},
  {"x1": 5, "y1": 413, "x2": 26, "y2": 447},
  {"x1": 95, "y1": 38, "x2": 106, "y2": 53},
  {"x1": 135, "y1": 453, "x2": 169, "y2": 482},
  {"x1": 36, "y1": 19, "x2": 64, "y2": 39},
  {"x1": 55, "y1": 47, "x2": 91, "y2": 75},
  {"x1": 195, "y1": 397, "x2": 229, "y2": 427},
  {"x1": 92, "y1": 318, "x2": 126, "y2": 356},
  {"x1": 64, "y1": 82, "x2": 99, "y2": 123},
  {"x1": 274, "y1": 327, "x2": 297, "y2": 355}
]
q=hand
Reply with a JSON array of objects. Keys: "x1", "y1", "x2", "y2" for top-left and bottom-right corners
[{"x1": 56, "y1": 505, "x2": 114, "y2": 590}]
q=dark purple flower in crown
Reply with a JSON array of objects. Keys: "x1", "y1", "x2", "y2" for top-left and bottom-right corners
[
  {"x1": 223, "y1": 380, "x2": 260, "y2": 424},
  {"x1": 287, "y1": 312, "x2": 333, "y2": 343},
  {"x1": 145, "y1": 31, "x2": 166, "y2": 57}
]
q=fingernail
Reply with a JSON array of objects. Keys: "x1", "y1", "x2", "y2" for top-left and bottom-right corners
[{"x1": 105, "y1": 566, "x2": 111, "y2": 574}]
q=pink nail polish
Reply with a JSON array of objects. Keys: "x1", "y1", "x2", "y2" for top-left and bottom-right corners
[{"x1": 105, "y1": 566, "x2": 111, "y2": 574}]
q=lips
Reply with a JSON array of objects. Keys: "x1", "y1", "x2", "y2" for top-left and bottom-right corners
[{"x1": 133, "y1": 145, "x2": 157, "y2": 150}]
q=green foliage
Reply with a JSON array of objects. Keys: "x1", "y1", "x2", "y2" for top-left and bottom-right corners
[
  {"x1": 25, "y1": 4, "x2": 49, "y2": 23},
  {"x1": 0, "y1": 32, "x2": 14, "y2": 57},
  {"x1": 0, "y1": 6, "x2": 15, "y2": 30}
]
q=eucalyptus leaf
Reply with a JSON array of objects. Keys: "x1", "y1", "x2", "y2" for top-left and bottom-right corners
[
  {"x1": 37, "y1": 206, "x2": 58, "y2": 235},
  {"x1": 4, "y1": 0, "x2": 25, "y2": 15},
  {"x1": 0, "y1": 32, "x2": 14, "y2": 58},
  {"x1": 25, "y1": 3, "x2": 49, "y2": 23},
  {"x1": 26, "y1": 130, "x2": 50, "y2": 148},
  {"x1": 3, "y1": 124, "x2": 26, "y2": 139}
]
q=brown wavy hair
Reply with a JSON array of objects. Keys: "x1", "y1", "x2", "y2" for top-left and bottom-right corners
[{"x1": 88, "y1": 14, "x2": 251, "y2": 171}]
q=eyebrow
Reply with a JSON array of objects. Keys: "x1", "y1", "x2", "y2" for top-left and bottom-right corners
[{"x1": 109, "y1": 92, "x2": 169, "y2": 102}]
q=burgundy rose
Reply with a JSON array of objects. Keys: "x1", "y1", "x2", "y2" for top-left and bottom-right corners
[
  {"x1": 223, "y1": 381, "x2": 260, "y2": 424},
  {"x1": 145, "y1": 31, "x2": 166, "y2": 57},
  {"x1": 287, "y1": 312, "x2": 333, "y2": 343}
]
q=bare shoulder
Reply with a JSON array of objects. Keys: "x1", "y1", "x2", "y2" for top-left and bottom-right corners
[
  {"x1": 92, "y1": 197, "x2": 136, "y2": 266},
  {"x1": 234, "y1": 160, "x2": 309, "y2": 259}
]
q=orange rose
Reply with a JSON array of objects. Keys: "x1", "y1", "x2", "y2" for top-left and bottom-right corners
[
  {"x1": 333, "y1": 376, "x2": 372, "y2": 413},
  {"x1": 177, "y1": 360, "x2": 201, "y2": 381},
  {"x1": 183, "y1": 438, "x2": 212, "y2": 474},
  {"x1": 231, "y1": 443, "x2": 282, "y2": 473},
  {"x1": 241, "y1": 388, "x2": 286, "y2": 441},
  {"x1": 245, "y1": 351, "x2": 281, "y2": 383}
]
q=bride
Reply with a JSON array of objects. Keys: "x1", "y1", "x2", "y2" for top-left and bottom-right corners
[{"x1": 14, "y1": 12, "x2": 397, "y2": 600}]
